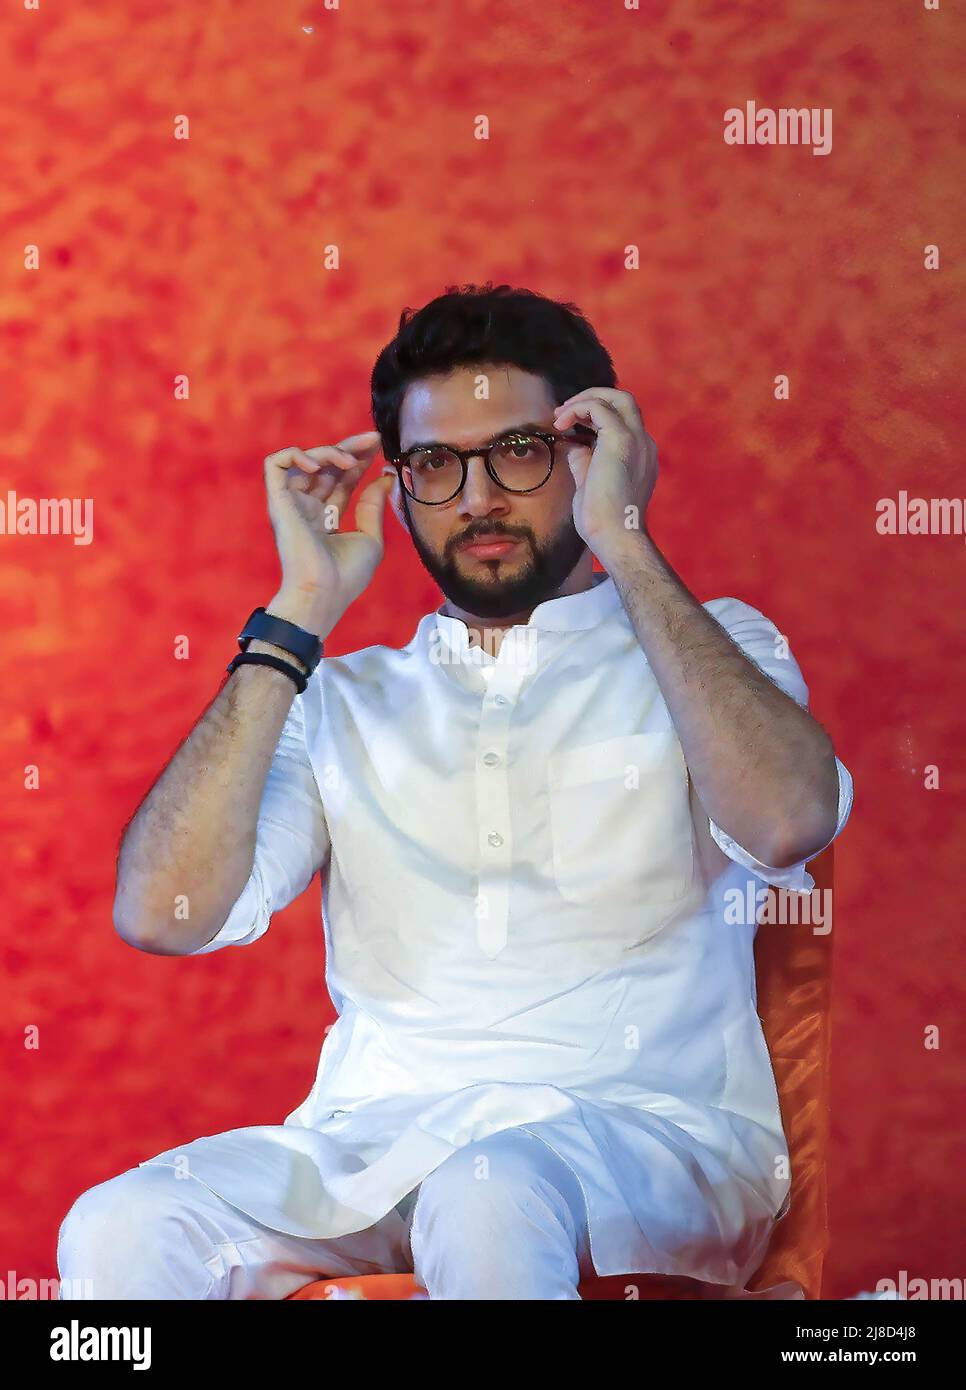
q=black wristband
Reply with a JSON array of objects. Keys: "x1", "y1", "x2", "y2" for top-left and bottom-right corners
[
  {"x1": 226, "y1": 652, "x2": 308, "y2": 694},
  {"x1": 238, "y1": 606, "x2": 323, "y2": 674}
]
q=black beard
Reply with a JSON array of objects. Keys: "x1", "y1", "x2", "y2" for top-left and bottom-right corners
[{"x1": 403, "y1": 499, "x2": 589, "y2": 620}]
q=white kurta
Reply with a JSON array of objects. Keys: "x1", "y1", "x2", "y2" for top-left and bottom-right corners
[{"x1": 142, "y1": 574, "x2": 854, "y2": 1293}]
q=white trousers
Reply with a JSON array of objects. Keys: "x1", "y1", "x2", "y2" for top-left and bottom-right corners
[{"x1": 57, "y1": 1126, "x2": 595, "y2": 1300}]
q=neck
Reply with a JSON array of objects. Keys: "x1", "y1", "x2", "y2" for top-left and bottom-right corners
[{"x1": 441, "y1": 555, "x2": 600, "y2": 655}]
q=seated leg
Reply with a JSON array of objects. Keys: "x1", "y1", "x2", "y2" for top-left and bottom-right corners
[
  {"x1": 57, "y1": 1162, "x2": 412, "y2": 1300},
  {"x1": 407, "y1": 1127, "x2": 591, "y2": 1300}
]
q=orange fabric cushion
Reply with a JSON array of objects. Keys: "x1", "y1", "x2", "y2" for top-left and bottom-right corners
[
  {"x1": 288, "y1": 1272, "x2": 726, "y2": 1300},
  {"x1": 745, "y1": 845, "x2": 834, "y2": 1298}
]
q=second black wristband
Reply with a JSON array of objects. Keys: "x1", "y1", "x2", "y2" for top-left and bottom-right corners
[{"x1": 226, "y1": 651, "x2": 308, "y2": 694}]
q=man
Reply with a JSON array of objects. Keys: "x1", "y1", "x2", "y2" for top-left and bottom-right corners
[{"x1": 58, "y1": 284, "x2": 853, "y2": 1300}]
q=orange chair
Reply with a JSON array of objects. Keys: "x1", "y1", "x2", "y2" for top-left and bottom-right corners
[{"x1": 290, "y1": 847, "x2": 835, "y2": 1301}]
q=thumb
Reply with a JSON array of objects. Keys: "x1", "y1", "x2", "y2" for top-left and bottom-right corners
[
  {"x1": 567, "y1": 449, "x2": 590, "y2": 488},
  {"x1": 353, "y1": 472, "x2": 395, "y2": 545}
]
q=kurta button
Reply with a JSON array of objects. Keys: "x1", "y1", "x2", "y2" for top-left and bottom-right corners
[
  {"x1": 487, "y1": 831, "x2": 504, "y2": 847},
  {"x1": 494, "y1": 695, "x2": 508, "y2": 705},
  {"x1": 483, "y1": 752, "x2": 500, "y2": 767}
]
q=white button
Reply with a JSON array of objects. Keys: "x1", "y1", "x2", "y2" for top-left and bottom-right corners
[
  {"x1": 487, "y1": 831, "x2": 504, "y2": 848},
  {"x1": 494, "y1": 695, "x2": 508, "y2": 706},
  {"x1": 482, "y1": 752, "x2": 500, "y2": 767}
]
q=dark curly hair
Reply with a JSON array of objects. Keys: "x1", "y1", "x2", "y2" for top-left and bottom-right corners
[{"x1": 370, "y1": 282, "x2": 618, "y2": 461}]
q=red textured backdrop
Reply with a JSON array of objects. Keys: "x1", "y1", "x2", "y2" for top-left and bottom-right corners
[{"x1": 1, "y1": 0, "x2": 963, "y2": 1298}]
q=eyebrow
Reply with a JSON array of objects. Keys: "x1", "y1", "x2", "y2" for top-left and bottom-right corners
[{"x1": 402, "y1": 421, "x2": 551, "y2": 453}]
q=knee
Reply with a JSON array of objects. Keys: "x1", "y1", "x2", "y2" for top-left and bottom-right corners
[
  {"x1": 57, "y1": 1165, "x2": 194, "y2": 1293},
  {"x1": 408, "y1": 1131, "x2": 585, "y2": 1298},
  {"x1": 411, "y1": 1131, "x2": 578, "y2": 1250}
]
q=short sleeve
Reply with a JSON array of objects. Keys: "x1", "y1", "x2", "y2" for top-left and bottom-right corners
[
  {"x1": 701, "y1": 597, "x2": 855, "y2": 894},
  {"x1": 188, "y1": 688, "x2": 331, "y2": 954}
]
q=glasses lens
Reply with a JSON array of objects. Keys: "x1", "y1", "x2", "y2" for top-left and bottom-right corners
[
  {"x1": 404, "y1": 448, "x2": 464, "y2": 503},
  {"x1": 402, "y1": 435, "x2": 555, "y2": 502},
  {"x1": 489, "y1": 435, "x2": 553, "y2": 491}
]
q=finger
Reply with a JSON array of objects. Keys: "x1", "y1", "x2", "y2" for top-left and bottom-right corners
[
  {"x1": 554, "y1": 396, "x2": 628, "y2": 439},
  {"x1": 264, "y1": 448, "x2": 356, "y2": 500},
  {"x1": 376, "y1": 464, "x2": 405, "y2": 518},
  {"x1": 556, "y1": 387, "x2": 638, "y2": 412},
  {"x1": 264, "y1": 450, "x2": 315, "y2": 509},
  {"x1": 287, "y1": 454, "x2": 367, "y2": 516},
  {"x1": 264, "y1": 445, "x2": 322, "y2": 477},
  {"x1": 567, "y1": 448, "x2": 592, "y2": 491},
  {"x1": 555, "y1": 389, "x2": 645, "y2": 436},
  {"x1": 643, "y1": 430, "x2": 660, "y2": 476},
  {"x1": 332, "y1": 430, "x2": 384, "y2": 457},
  {"x1": 323, "y1": 458, "x2": 373, "y2": 518},
  {"x1": 300, "y1": 444, "x2": 367, "y2": 471},
  {"x1": 271, "y1": 452, "x2": 370, "y2": 524},
  {"x1": 352, "y1": 473, "x2": 395, "y2": 546}
]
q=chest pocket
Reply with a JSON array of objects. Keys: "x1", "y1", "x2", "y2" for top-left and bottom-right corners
[{"x1": 547, "y1": 732, "x2": 694, "y2": 908}]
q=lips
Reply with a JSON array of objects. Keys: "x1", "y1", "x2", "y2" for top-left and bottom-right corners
[{"x1": 459, "y1": 536, "x2": 521, "y2": 558}]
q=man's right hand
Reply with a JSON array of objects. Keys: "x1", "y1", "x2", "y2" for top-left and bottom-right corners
[{"x1": 262, "y1": 431, "x2": 394, "y2": 637}]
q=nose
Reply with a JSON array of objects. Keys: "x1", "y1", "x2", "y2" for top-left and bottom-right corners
[{"x1": 457, "y1": 452, "x2": 511, "y2": 515}]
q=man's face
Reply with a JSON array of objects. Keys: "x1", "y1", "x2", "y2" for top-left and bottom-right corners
[{"x1": 390, "y1": 364, "x2": 589, "y2": 619}]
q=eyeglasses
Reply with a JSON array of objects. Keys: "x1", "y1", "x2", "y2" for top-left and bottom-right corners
[{"x1": 389, "y1": 425, "x2": 597, "y2": 505}]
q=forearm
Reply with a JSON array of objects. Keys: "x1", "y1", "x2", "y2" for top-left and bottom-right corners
[
  {"x1": 600, "y1": 531, "x2": 839, "y2": 866},
  {"x1": 113, "y1": 641, "x2": 310, "y2": 954},
  {"x1": 115, "y1": 661, "x2": 296, "y2": 957}
]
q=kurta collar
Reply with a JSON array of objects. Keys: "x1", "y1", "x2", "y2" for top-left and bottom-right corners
[{"x1": 432, "y1": 571, "x2": 620, "y2": 660}]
